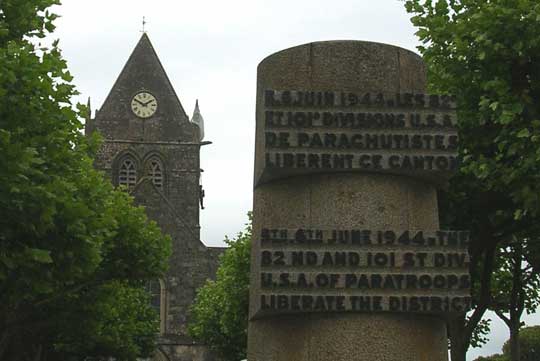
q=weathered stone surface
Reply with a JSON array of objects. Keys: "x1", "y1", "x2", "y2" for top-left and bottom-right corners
[
  {"x1": 89, "y1": 33, "x2": 198, "y2": 143},
  {"x1": 89, "y1": 33, "x2": 224, "y2": 361},
  {"x1": 248, "y1": 168, "x2": 449, "y2": 361},
  {"x1": 254, "y1": 41, "x2": 458, "y2": 187},
  {"x1": 248, "y1": 41, "x2": 465, "y2": 361},
  {"x1": 249, "y1": 314, "x2": 447, "y2": 361}
]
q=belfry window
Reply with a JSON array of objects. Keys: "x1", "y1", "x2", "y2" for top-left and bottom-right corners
[
  {"x1": 119, "y1": 158, "x2": 137, "y2": 188},
  {"x1": 147, "y1": 158, "x2": 163, "y2": 188}
]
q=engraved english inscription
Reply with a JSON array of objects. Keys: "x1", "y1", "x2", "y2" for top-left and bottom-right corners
[{"x1": 255, "y1": 228, "x2": 471, "y2": 316}]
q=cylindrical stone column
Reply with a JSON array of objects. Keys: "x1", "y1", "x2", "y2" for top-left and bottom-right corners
[{"x1": 248, "y1": 41, "x2": 462, "y2": 361}]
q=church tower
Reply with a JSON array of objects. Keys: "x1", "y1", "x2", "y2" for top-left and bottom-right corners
[{"x1": 87, "y1": 33, "x2": 224, "y2": 361}]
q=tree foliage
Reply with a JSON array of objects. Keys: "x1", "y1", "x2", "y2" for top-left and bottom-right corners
[
  {"x1": 404, "y1": 1, "x2": 540, "y2": 360},
  {"x1": 188, "y1": 214, "x2": 251, "y2": 361},
  {"x1": 0, "y1": 1, "x2": 171, "y2": 360},
  {"x1": 474, "y1": 325, "x2": 540, "y2": 361},
  {"x1": 473, "y1": 354, "x2": 507, "y2": 361},
  {"x1": 492, "y1": 243, "x2": 540, "y2": 319},
  {"x1": 491, "y1": 240, "x2": 540, "y2": 361},
  {"x1": 503, "y1": 325, "x2": 540, "y2": 361}
]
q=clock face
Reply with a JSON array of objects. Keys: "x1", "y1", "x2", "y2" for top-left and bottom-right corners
[{"x1": 131, "y1": 91, "x2": 158, "y2": 118}]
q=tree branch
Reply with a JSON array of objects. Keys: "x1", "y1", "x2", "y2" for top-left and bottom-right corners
[
  {"x1": 494, "y1": 309, "x2": 511, "y2": 328},
  {"x1": 465, "y1": 245, "x2": 496, "y2": 342}
]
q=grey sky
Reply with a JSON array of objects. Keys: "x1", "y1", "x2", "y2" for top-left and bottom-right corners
[{"x1": 51, "y1": 1, "x2": 538, "y2": 359}]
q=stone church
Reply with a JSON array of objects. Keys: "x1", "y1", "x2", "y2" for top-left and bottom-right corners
[{"x1": 85, "y1": 33, "x2": 225, "y2": 361}]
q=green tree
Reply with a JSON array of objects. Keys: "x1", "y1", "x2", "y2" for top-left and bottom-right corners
[
  {"x1": 0, "y1": 1, "x2": 171, "y2": 360},
  {"x1": 404, "y1": 1, "x2": 540, "y2": 360},
  {"x1": 491, "y1": 241, "x2": 540, "y2": 361},
  {"x1": 474, "y1": 325, "x2": 540, "y2": 361},
  {"x1": 503, "y1": 325, "x2": 540, "y2": 361},
  {"x1": 188, "y1": 214, "x2": 251, "y2": 361},
  {"x1": 473, "y1": 355, "x2": 507, "y2": 361}
]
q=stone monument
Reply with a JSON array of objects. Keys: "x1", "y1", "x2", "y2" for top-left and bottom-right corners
[{"x1": 248, "y1": 41, "x2": 470, "y2": 361}]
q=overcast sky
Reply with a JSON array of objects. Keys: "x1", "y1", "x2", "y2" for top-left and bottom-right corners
[{"x1": 51, "y1": 1, "x2": 537, "y2": 359}]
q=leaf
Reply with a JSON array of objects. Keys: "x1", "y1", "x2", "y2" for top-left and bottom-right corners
[
  {"x1": 28, "y1": 248, "x2": 53, "y2": 264},
  {"x1": 0, "y1": 254, "x2": 16, "y2": 269},
  {"x1": 500, "y1": 110, "x2": 515, "y2": 124},
  {"x1": 517, "y1": 129, "x2": 530, "y2": 138}
]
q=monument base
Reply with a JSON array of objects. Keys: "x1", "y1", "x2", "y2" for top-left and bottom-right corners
[{"x1": 248, "y1": 313, "x2": 447, "y2": 361}]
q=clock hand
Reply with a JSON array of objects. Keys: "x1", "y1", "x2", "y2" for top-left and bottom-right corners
[
  {"x1": 134, "y1": 98, "x2": 146, "y2": 106},
  {"x1": 142, "y1": 100, "x2": 155, "y2": 106}
]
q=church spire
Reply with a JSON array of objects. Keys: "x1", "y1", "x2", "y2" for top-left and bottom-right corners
[
  {"x1": 84, "y1": 96, "x2": 94, "y2": 135},
  {"x1": 190, "y1": 99, "x2": 205, "y2": 141},
  {"x1": 87, "y1": 96, "x2": 91, "y2": 116}
]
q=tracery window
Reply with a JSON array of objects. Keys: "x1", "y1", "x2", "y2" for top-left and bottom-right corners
[
  {"x1": 119, "y1": 158, "x2": 137, "y2": 188},
  {"x1": 147, "y1": 157, "x2": 164, "y2": 188}
]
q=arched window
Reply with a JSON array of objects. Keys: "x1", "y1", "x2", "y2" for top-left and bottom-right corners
[
  {"x1": 146, "y1": 279, "x2": 167, "y2": 334},
  {"x1": 147, "y1": 157, "x2": 164, "y2": 189},
  {"x1": 119, "y1": 158, "x2": 137, "y2": 188},
  {"x1": 146, "y1": 280, "x2": 161, "y2": 312}
]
